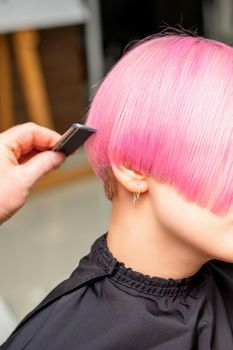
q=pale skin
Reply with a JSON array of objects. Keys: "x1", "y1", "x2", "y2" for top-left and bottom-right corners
[
  {"x1": 107, "y1": 164, "x2": 233, "y2": 280},
  {"x1": 0, "y1": 123, "x2": 64, "y2": 224},
  {"x1": 2, "y1": 124, "x2": 232, "y2": 280}
]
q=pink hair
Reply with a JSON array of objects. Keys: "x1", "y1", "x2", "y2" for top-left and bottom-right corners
[{"x1": 85, "y1": 35, "x2": 233, "y2": 216}]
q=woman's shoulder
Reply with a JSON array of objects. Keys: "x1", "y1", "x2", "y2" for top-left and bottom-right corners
[{"x1": 206, "y1": 259, "x2": 233, "y2": 289}]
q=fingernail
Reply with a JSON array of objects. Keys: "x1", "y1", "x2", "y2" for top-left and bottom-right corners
[{"x1": 51, "y1": 151, "x2": 65, "y2": 168}]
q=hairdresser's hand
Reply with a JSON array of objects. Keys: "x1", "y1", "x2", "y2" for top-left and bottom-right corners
[{"x1": 0, "y1": 123, "x2": 65, "y2": 224}]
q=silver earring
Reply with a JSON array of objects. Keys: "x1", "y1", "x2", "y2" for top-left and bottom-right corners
[{"x1": 133, "y1": 184, "x2": 141, "y2": 205}]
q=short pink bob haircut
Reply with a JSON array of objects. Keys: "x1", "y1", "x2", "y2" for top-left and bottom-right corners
[{"x1": 85, "y1": 34, "x2": 233, "y2": 216}]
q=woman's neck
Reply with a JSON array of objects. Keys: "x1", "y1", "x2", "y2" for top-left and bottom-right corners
[{"x1": 107, "y1": 189, "x2": 210, "y2": 280}]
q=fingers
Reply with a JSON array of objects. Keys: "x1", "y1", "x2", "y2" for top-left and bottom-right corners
[
  {"x1": 0, "y1": 124, "x2": 65, "y2": 223},
  {"x1": 1, "y1": 123, "x2": 62, "y2": 159},
  {"x1": 19, "y1": 150, "x2": 65, "y2": 188}
]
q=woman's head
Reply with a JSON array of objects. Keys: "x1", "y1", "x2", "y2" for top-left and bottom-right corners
[{"x1": 85, "y1": 35, "x2": 233, "y2": 216}]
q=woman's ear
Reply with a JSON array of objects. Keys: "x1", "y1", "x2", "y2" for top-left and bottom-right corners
[{"x1": 111, "y1": 163, "x2": 148, "y2": 194}]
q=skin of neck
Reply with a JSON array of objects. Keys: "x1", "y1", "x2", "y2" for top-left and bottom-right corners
[{"x1": 107, "y1": 184, "x2": 212, "y2": 280}]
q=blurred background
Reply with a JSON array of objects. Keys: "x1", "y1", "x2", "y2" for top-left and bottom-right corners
[{"x1": 0, "y1": 0, "x2": 233, "y2": 342}]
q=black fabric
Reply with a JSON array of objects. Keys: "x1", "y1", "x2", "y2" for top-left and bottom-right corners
[{"x1": 2, "y1": 233, "x2": 233, "y2": 349}]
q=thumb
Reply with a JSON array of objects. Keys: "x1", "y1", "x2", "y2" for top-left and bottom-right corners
[{"x1": 20, "y1": 151, "x2": 65, "y2": 188}]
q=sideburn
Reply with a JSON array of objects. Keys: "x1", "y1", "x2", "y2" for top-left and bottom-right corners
[{"x1": 103, "y1": 167, "x2": 118, "y2": 201}]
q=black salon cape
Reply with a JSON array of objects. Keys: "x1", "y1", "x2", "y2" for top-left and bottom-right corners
[{"x1": 2, "y1": 234, "x2": 233, "y2": 350}]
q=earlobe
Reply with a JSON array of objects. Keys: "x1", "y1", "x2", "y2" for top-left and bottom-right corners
[{"x1": 111, "y1": 163, "x2": 148, "y2": 194}]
